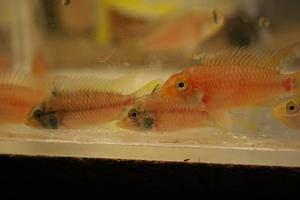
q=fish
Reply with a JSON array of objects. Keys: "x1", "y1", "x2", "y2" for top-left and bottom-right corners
[
  {"x1": 157, "y1": 42, "x2": 300, "y2": 129},
  {"x1": 117, "y1": 94, "x2": 214, "y2": 132},
  {"x1": 141, "y1": 13, "x2": 224, "y2": 53},
  {"x1": 25, "y1": 74, "x2": 162, "y2": 129},
  {"x1": 0, "y1": 71, "x2": 49, "y2": 124},
  {"x1": 272, "y1": 95, "x2": 300, "y2": 130}
]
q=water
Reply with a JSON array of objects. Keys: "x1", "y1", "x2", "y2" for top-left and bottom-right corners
[{"x1": 0, "y1": 0, "x2": 300, "y2": 166}]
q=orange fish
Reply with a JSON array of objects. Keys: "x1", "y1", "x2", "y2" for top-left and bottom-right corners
[
  {"x1": 272, "y1": 95, "x2": 300, "y2": 130},
  {"x1": 158, "y1": 42, "x2": 300, "y2": 128},
  {"x1": 25, "y1": 75, "x2": 161, "y2": 129},
  {"x1": 117, "y1": 95, "x2": 213, "y2": 132},
  {"x1": 141, "y1": 13, "x2": 223, "y2": 53},
  {"x1": 0, "y1": 71, "x2": 49, "y2": 124}
]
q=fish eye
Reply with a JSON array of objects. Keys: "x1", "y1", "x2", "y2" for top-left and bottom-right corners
[
  {"x1": 128, "y1": 109, "x2": 141, "y2": 121},
  {"x1": 176, "y1": 79, "x2": 188, "y2": 91},
  {"x1": 286, "y1": 101, "x2": 299, "y2": 114},
  {"x1": 33, "y1": 109, "x2": 43, "y2": 119}
]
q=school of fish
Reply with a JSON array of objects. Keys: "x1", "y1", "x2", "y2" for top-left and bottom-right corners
[{"x1": 0, "y1": 42, "x2": 299, "y2": 133}]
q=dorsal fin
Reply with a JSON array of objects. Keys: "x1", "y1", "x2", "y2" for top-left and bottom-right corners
[
  {"x1": 49, "y1": 68, "x2": 161, "y2": 95},
  {"x1": 0, "y1": 70, "x2": 42, "y2": 88},
  {"x1": 50, "y1": 72, "x2": 138, "y2": 95},
  {"x1": 51, "y1": 75, "x2": 123, "y2": 95},
  {"x1": 194, "y1": 41, "x2": 299, "y2": 70}
]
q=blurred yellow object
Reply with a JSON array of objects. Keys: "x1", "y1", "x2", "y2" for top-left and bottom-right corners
[
  {"x1": 96, "y1": 0, "x2": 182, "y2": 45},
  {"x1": 103, "y1": 0, "x2": 181, "y2": 18},
  {"x1": 95, "y1": 0, "x2": 229, "y2": 50}
]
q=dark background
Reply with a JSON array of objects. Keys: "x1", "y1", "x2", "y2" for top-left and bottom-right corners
[{"x1": 0, "y1": 154, "x2": 300, "y2": 196}]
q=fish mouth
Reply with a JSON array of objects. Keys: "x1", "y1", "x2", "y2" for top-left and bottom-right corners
[
  {"x1": 116, "y1": 118, "x2": 142, "y2": 131},
  {"x1": 115, "y1": 120, "x2": 130, "y2": 130},
  {"x1": 272, "y1": 105, "x2": 284, "y2": 120},
  {"x1": 24, "y1": 117, "x2": 41, "y2": 128}
]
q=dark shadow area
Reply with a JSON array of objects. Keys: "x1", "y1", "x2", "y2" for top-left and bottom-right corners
[{"x1": 0, "y1": 154, "x2": 300, "y2": 196}]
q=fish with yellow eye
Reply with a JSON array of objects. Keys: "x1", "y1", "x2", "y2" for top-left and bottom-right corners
[
  {"x1": 157, "y1": 42, "x2": 300, "y2": 129},
  {"x1": 117, "y1": 95, "x2": 215, "y2": 132},
  {"x1": 272, "y1": 96, "x2": 300, "y2": 130},
  {"x1": 25, "y1": 74, "x2": 162, "y2": 129}
]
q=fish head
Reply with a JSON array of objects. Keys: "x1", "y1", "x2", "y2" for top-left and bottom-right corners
[
  {"x1": 273, "y1": 98, "x2": 300, "y2": 129},
  {"x1": 25, "y1": 103, "x2": 59, "y2": 129},
  {"x1": 158, "y1": 71, "x2": 203, "y2": 106},
  {"x1": 117, "y1": 104, "x2": 155, "y2": 132}
]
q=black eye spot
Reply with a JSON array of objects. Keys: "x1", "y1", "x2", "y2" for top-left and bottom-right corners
[
  {"x1": 176, "y1": 79, "x2": 188, "y2": 91},
  {"x1": 286, "y1": 101, "x2": 299, "y2": 114},
  {"x1": 178, "y1": 82, "x2": 185, "y2": 88},
  {"x1": 33, "y1": 110, "x2": 43, "y2": 119},
  {"x1": 128, "y1": 109, "x2": 140, "y2": 121},
  {"x1": 289, "y1": 105, "x2": 295, "y2": 111}
]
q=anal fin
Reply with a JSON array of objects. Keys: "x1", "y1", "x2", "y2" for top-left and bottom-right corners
[{"x1": 210, "y1": 110, "x2": 232, "y2": 132}]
